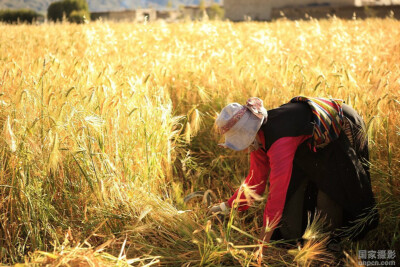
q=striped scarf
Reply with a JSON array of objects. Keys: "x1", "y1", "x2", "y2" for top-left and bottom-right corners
[{"x1": 290, "y1": 96, "x2": 344, "y2": 149}]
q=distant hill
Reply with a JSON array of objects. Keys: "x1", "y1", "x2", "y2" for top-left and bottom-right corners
[{"x1": 0, "y1": 0, "x2": 221, "y2": 14}]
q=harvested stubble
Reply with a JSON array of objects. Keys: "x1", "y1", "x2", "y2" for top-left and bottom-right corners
[{"x1": 0, "y1": 18, "x2": 399, "y2": 266}]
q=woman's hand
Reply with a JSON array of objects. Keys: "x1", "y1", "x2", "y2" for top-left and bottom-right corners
[
  {"x1": 259, "y1": 226, "x2": 274, "y2": 245},
  {"x1": 207, "y1": 202, "x2": 230, "y2": 216},
  {"x1": 254, "y1": 227, "x2": 275, "y2": 264}
]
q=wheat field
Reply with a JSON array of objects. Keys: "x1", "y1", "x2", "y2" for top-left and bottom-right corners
[{"x1": 0, "y1": 18, "x2": 399, "y2": 266}]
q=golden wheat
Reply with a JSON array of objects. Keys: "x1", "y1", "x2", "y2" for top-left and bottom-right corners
[{"x1": 0, "y1": 18, "x2": 399, "y2": 265}]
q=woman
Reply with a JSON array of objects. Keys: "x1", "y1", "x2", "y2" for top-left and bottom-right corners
[{"x1": 210, "y1": 96, "x2": 379, "y2": 245}]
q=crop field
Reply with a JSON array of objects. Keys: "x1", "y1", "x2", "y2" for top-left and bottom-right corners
[{"x1": 0, "y1": 18, "x2": 399, "y2": 266}]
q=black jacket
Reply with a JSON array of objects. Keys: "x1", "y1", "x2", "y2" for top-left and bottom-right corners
[{"x1": 261, "y1": 102, "x2": 378, "y2": 240}]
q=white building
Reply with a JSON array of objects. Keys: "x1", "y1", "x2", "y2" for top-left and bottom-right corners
[
  {"x1": 224, "y1": 0, "x2": 358, "y2": 21},
  {"x1": 91, "y1": 9, "x2": 156, "y2": 22}
]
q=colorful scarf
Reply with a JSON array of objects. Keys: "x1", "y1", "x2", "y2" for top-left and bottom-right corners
[{"x1": 290, "y1": 96, "x2": 344, "y2": 149}]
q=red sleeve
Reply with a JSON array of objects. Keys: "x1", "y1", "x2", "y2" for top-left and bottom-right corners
[
  {"x1": 263, "y1": 135, "x2": 310, "y2": 227},
  {"x1": 227, "y1": 132, "x2": 269, "y2": 211}
]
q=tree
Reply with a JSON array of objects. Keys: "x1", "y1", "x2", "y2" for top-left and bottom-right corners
[
  {"x1": 69, "y1": 9, "x2": 89, "y2": 23},
  {"x1": 47, "y1": 1, "x2": 65, "y2": 22},
  {"x1": 0, "y1": 9, "x2": 42, "y2": 24},
  {"x1": 63, "y1": 0, "x2": 89, "y2": 16},
  {"x1": 47, "y1": 0, "x2": 89, "y2": 22},
  {"x1": 199, "y1": 0, "x2": 206, "y2": 11},
  {"x1": 167, "y1": 0, "x2": 173, "y2": 8},
  {"x1": 208, "y1": 3, "x2": 224, "y2": 20}
]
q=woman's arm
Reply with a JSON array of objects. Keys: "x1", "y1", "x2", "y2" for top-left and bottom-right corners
[
  {"x1": 227, "y1": 147, "x2": 270, "y2": 210},
  {"x1": 261, "y1": 135, "x2": 310, "y2": 243}
]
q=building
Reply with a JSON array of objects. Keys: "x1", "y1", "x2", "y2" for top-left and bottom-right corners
[
  {"x1": 181, "y1": 4, "x2": 225, "y2": 20},
  {"x1": 181, "y1": 5, "x2": 207, "y2": 20},
  {"x1": 156, "y1": 9, "x2": 181, "y2": 22},
  {"x1": 91, "y1": 9, "x2": 156, "y2": 22},
  {"x1": 224, "y1": 0, "x2": 358, "y2": 21}
]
